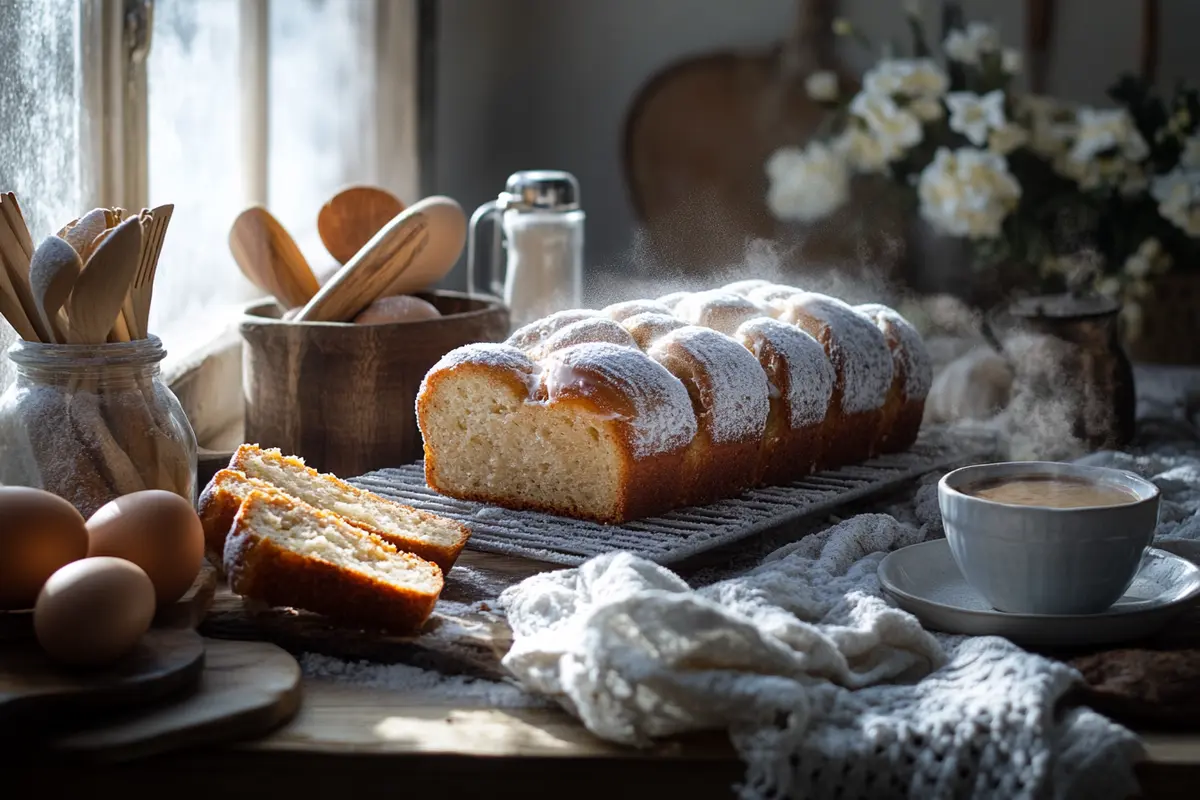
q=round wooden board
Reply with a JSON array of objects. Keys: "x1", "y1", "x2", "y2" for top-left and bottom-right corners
[
  {"x1": 49, "y1": 638, "x2": 302, "y2": 763},
  {"x1": 0, "y1": 627, "x2": 205, "y2": 736},
  {"x1": 0, "y1": 563, "x2": 218, "y2": 642}
]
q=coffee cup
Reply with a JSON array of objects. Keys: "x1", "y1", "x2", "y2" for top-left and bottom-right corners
[{"x1": 938, "y1": 461, "x2": 1160, "y2": 615}]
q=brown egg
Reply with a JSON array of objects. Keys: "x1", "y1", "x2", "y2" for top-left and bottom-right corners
[
  {"x1": 35, "y1": 557, "x2": 155, "y2": 667},
  {"x1": 0, "y1": 486, "x2": 89, "y2": 610},
  {"x1": 86, "y1": 490, "x2": 204, "y2": 604},
  {"x1": 353, "y1": 295, "x2": 441, "y2": 325}
]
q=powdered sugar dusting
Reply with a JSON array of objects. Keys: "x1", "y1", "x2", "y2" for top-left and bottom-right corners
[
  {"x1": 542, "y1": 342, "x2": 697, "y2": 456},
  {"x1": 782, "y1": 293, "x2": 894, "y2": 414},
  {"x1": 673, "y1": 290, "x2": 771, "y2": 336},
  {"x1": 602, "y1": 299, "x2": 672, "y2": 322},
  {"x1": 620, "y1": 312, "x2": 688, "y2": 349},
  {"x1": 537, "y1": 317, "x2": 637, "y2": 358},
  {"x1": 656, "y1": 291, "x2": 690, "y2": 311},
  {"x1": 300, "y1": 654, "x2": 546, "y2": 708},
  {"x1": 418, "y1": 344, "x2": 539, "y2": 417},
  {"x1": 856, "y1": 304, "x2": 934, "y2": 399},
  {"x1": 648, "y1": 326, "x2": 769, "y2": 444},
  {"x1": 426, "y1": 343, "x2": 536, "y2": 376},
  {"x1": 746, "y1": 284, "x2": 804, "y2": 318},
  {"x1": 735, "y1": 317, "x2": 834, "y2": 428},
  {"x1": 506, "y1": 309, "x2": 601, "y2": 352},
  {"x1": 722, "y1": 279, "x2": 772, "y2": 296}
]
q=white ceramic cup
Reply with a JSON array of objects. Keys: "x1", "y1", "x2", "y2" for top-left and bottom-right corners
[{"x1": 938, "y1": 461, "x2": 1161, "y2": 615}]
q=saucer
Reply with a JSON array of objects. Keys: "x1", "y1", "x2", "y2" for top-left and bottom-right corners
[{"x1": 877, "y1": 539, "x2": 1200, "y2": 647}]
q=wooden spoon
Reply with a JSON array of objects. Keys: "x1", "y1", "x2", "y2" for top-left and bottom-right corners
[
  {"x1": 376, "y1": 196, "x2": 466, "y2": 297},
  {"x1": 293, "y1": 200, "x2": 438, "y2": 322},
  {"x1": 317, "y1": 186, "x2": 406, "y2": 266},
  {"x1": 30, "y1": 235, "x2": 83, "y2": 343},
  {"x1": 229, "y1": 207, "x2": 320, "y2": 308},
  {"x1": 66, "y1": 216, "x2": 143, "y2": 344},
  {"x1": 60, "y1": 208, "x2": 111, "y2": 257}
]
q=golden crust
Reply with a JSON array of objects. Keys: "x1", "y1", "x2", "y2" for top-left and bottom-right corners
[
  {"x1": 229, "y1": 444, "x2": 469, "y2": 572},
  {"x1": 225, "y1": 492, "x2": 442, "y2": 634},
  {"x1": 197, "y1": 469, "x2": 283, "y2": 568},
  {"x1": 420, "y1": 287, "x2": 930, "y2": 523}
]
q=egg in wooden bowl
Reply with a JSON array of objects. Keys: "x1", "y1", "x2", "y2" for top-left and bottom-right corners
[
  {"x1": 0, "y1": 486, "x2": 89, "y2": 611},
  {"x1": 86, "y1": 490, "x2": 205, "y2": 605}
]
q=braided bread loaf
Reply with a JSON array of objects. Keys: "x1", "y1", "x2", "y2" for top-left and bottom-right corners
[{"x1": 416, "y1": 281, "x2": 932, "y2": 523}]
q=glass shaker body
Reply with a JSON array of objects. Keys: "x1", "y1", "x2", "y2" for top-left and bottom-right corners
[{"x1": 501, "y1": 208, "x2": 585, "y2": 329}]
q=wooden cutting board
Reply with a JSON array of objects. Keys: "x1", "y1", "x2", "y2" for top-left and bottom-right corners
[
  {"x1": 623, "y1": 0, "x2": 908, "y2": 285},
  {"x1": 200, "y1": 585, "x2": 511, "y2": 682},
  {"x1": 198, "y1": 552, "x2": 537, "y2": 681},
  {"x1": 0, "y1": 628, "x2": 206, "y2": 736},
  {"x1": 48, "y1": 639, "x2": 302, "y2": 762}
]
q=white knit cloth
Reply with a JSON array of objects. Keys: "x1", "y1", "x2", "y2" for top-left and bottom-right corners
[{"x1": 498, "y1": 451, "x2": 1200, "y2": 799}]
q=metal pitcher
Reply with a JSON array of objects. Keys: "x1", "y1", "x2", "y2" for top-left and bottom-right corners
[{"x1": 982, "y1": 293, "x2": 1137, "y2": 450}]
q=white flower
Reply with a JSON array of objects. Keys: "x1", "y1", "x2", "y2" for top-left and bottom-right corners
[
  {"x1": 1126, "y1": 279, "x2": 1153, "y2": 300},
  {"x1": 1124, "y1": 250, "x2": 1152, "y2": 279},
  {"x1": 945, "y1": 90, "x2": 1007, "y2": 147},
  {"x1": 1002, "y1": 49, "x2": 1022, "y2": 74},
  {"x1": 835, "y1": 127, "x2": 889, "y2": 174},
  {"x1": 1152, "y1": 168, "x2": 1200, "y2": 236},
  {"x1": 1070, "y1": 108, "x2": 1149, "y2": 163},
  {"x1": 849, "y1": 92, "x2": 923, "y2": 159},
  {"x1": 917, "y1": 147, "x2": 1022, "y2": 239},
  {"x1": 1121, "y1": 300, "x2": 1144, "y2": 341},
  {"x1": 1096, "y1": 276, "x2": 1122, "y2": 298},
  {"x1": 765, "y1": 142, "x2": 850, "y2": 223},
  {"x1": 1017, "y1": 94, "x2": 1077, "y2": 158},
  {"x1": 1123, "y1": 238, "x2": 1172, "y2": 279},
  {"x1": 909, "y1": 97, "x2": 944, "y2": 122},
  {"x1": 805, "y1": 70, "x2": 839, "y2": 102},
  {"x1": 989, "y1": 123, "x2": 1028, "y2": 155},
  {"x1": 1181, "y1": 135, "x2": 1200, "y2": 169},
  {"x1": 863, "y1": 58, "x2": 948, "y2": 99},
  {"x1": 943, "y1": 22, "x2": 1001, "y2": 65}
]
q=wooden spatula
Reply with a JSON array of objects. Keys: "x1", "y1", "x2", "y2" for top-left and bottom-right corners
[
  {"x1": 229, "y1": 207, "x2": 320, "y2": 308},
  {"x1": 0, "y1": 193, "x2": 50, "y2": 342},
  {"x1": 317, "y1": 186, "x2": 406, "y2": 266},
  {"x1": 124, "y1": 204, "x2": 174, "y2": 339},
  {"x1": 66, "y1": 216, "x2": 143, "y2": 344},
  {"x1": 30, "y1": 235, "x2": 83, "y2": 343},
  {"x1": 293, "y1": 200, "x2": 438, "y2": 322}
]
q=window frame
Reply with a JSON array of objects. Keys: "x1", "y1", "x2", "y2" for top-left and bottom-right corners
[{"x1": 77, "y1": 0, "x2": 423, "y2": 430}]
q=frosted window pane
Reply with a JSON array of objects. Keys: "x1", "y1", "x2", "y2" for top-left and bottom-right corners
[
  {"x1": 268, "y1": 0, "x2": 377, "y2": 279},
  {"x1": 0, "y1": 0, "x2": 83, "y2": 392},
  {"x1": 147, "y1": 0, "x2": 260, "y2": 366}
]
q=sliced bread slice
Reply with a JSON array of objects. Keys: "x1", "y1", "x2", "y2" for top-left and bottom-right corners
[
  {"x1": 198, "y1": 469, "x2": 285, "y2": 565},
  {"x1": 224, "y1": 490, "x2": 444, "y2": 633},
  {"x1": 224, "y1": 444, "x2": 470, "y2": 571}
]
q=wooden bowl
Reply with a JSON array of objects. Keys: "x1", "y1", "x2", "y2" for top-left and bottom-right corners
[{"x1": 240, "y1": 291, "x2": 510, "y2": 477}]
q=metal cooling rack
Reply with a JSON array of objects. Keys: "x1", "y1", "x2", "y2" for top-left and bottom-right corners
[{"x1": 350, "y1": 428, "x2": 997, "y2": 569}]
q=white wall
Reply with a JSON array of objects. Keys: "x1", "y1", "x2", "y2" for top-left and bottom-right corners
[{"x1": 432, "y1": 0, "x2": 1198, "y2": 293}]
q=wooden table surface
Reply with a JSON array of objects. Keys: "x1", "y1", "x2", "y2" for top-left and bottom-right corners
[
  {"x1": 14, "y1": 674, "x2": 1200, "y2": 799},
  {"x1": 13, "y1": 551, "x2": 1200, "y2": 799}
]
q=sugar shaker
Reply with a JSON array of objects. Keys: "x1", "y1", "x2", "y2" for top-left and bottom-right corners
[{"x1": 467, "y1": 170, "x2": 584, "y2": 329}]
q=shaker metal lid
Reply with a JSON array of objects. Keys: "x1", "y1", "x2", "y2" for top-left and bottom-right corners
[{"x1": 501, "y1": 170, "x2": 581, "y2": 212}]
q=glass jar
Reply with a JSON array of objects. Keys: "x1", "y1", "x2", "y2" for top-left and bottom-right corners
[{"x1": 0, "y1": 336, "x2": 198, "y2": 518}]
